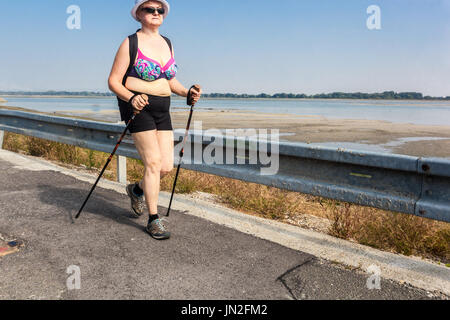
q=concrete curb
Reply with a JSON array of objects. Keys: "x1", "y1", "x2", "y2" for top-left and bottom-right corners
[{"x1": 0, "y1": 149, "x2": 449, "y2": 296}]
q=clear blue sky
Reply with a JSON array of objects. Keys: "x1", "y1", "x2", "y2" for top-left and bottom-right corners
[{"x1": 0, "y1": 0, "x2": 449, "y2": 96}]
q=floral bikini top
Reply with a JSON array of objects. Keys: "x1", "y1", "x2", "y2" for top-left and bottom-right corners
[{"x1": 128, "y1": 38, "x2": 178, "y2": 81}]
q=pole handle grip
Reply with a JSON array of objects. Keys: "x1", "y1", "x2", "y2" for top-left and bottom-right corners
[{"x1": 187, "y1": 85, "x2": 199, "y2": 106}]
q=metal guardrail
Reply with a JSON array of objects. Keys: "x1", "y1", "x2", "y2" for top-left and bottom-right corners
[{"x1": 0, "y1": 109, "x2": 449, "y2": 223}]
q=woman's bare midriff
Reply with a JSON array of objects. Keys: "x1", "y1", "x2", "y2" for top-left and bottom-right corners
[{"x1": 125, "y1": 76, "x2": 172, "y2": 97}]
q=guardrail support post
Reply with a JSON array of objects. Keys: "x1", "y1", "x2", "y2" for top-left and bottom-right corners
[
  {"x1": 0, "y1": 130, "x2": 4, "y2": 149},
  {"x1": 117, "y1": 155, "x2": 127, "y2": 184}
]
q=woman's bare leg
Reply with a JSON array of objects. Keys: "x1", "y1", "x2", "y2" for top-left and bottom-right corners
[
  {"x1": 138, "y1": 129, "x2": 174, "y2": 188},
  {"x1": 157, "y1": 130, "x2": 174, "y2": 177},
  {"x1": 132, "y1": 130, "x2": 161, "y2": 215}
]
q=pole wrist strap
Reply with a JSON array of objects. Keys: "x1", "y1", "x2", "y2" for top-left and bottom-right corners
[{"x1": 128, "y1": 94, "x2": 139, "y2": 105}]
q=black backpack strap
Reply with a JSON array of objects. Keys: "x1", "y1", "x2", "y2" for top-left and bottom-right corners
[
  {"x1": 161, "y1": 35, "x2": 173, "y2": 54},
  {"x1": 121, "y1": 32, "x2": 138, "y2": 86},
  {"x1": 117, "y1": 31, "x2": 139, "y2": 121}
]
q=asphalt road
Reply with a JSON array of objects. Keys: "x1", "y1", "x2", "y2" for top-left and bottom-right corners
[{"x1": 0, "y1": 158, "x2": 437, "y2": 300}]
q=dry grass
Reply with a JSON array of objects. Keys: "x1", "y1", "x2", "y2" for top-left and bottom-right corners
[
  {"x1": 328, "y1": 203, "x2": 450, "y2": 262},
  {"x1": 194, "y1": 175, "x2": 449, "y2": 263},
  {"x1": 4, "y1": 132, "x2": 119, "y2": 180},
  {"x1": 3, "y1": 132, "x2": 449, "y2": 263}
]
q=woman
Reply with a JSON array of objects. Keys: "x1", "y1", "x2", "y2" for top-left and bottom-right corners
[{"x1": 108, "y1": 0, "x2": 201, "y2": 240}]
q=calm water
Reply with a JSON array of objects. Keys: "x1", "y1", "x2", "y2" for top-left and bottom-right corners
[{"x1": 2, "y1": 96, "x2": 450, "y2": 126}]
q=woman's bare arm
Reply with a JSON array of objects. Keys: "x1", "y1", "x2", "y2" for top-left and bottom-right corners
[
  {"x1": 167, "y1": 46, "x2": 188, "y2": 97},
  {"x1": 168, "y1": 77, "x2": 189, "y2": 97},
  {"x1": 108, "y1": 38, "x2": 148, "y2": 112},
  {"x1": 168, "y1": 47, "x2": 202, "y2": 103},
  {"x1": 169, "y1": 78, "x2": 202, "y2": 105},
  {"x1": 108, "y1": 38, "x2": 135, "y2": 102}
]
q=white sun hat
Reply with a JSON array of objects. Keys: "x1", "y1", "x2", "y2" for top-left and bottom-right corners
[{"x1": 131, "y1": 0, "x2": 170, "y2": 21}]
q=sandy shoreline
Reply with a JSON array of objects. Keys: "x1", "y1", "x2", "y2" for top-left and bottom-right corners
[
  {"x1": 171, "y1": 110, "x2": 450, "y2": 158},
  {"x1": 1, "y1": 105, "x2": 450, "y2": 158}
]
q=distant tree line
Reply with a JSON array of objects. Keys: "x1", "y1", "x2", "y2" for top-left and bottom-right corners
[
  {"x1": 203, "y1": 91, "x2": 450, "y2": 100},
  {"x1": 1, "y1": 90, "x2": 449, "y2": 100}
]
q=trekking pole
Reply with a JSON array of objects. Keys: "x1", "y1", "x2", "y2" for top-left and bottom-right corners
[
  {"x1": 166, "y1": 85, "x2": 199, "y2": 217},
  {"x1": 74, "y1": 96, "x2": 145, "y2": 222}
]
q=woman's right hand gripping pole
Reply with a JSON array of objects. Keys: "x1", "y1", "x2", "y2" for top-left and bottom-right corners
[{"x1": 130, "y1": 94, "x2": 149, "y2": 115}]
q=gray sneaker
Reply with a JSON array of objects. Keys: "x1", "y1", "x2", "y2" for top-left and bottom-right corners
[
  {"x1": 126, "y1": 183, "x2": 146, "y2": 217},
  {"x1": 145, "y1": 218, "x2": 171, "y2": 240}
]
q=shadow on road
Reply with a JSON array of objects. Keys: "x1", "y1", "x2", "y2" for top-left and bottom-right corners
[{"x1": 36, "y1": 182, "x2": 163, "y2": 231}]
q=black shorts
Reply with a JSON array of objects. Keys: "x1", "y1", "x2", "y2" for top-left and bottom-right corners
[{"x1": 121, "y1": 92, "x2": 173, "y2": 134}]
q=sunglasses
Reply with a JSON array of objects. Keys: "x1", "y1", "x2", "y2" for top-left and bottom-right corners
[{"x1": 141, "y1": 7, "x2": 165, "y2": 15}]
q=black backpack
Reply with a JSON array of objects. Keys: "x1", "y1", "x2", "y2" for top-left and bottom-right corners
[{"x1": 117, "y1": 29, "x2": 173, "y2": 122}]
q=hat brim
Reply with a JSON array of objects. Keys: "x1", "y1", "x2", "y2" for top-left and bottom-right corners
[{"x1": 131, "y1": 0, "x2": 170, "y2": 21}]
